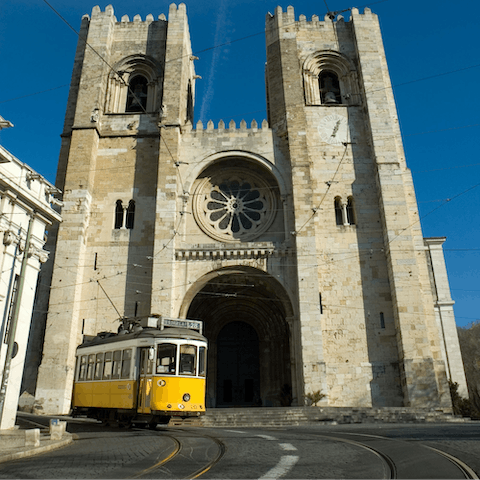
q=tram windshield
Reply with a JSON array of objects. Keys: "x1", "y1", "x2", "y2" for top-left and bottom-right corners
[
  {"x1": 179, "y1": 344, "x2": 196, "y2": 376},
  {"x1": 156, "y1": 343, "x2": 177, "y2": 374}
]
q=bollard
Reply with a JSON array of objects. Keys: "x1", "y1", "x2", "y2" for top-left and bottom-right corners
[
  {"x1": 49, "y1": 419, "x2": 66, "y2": 440},
  {"x1": 24, "y1": 429, "x2": 40, "y2": 447}
]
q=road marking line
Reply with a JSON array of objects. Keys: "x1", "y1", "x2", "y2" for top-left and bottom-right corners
[
  {"x1": 279, "y1": 443, "x2": 297, "y2": 451},
  {"x1": 225, "y1": 430, "x2": 247, "y2": 434},
  {"x1": 259, "y1": 455, "x2": 299, "y2": 479},
  {"x1": 256, "y1": 434, "x2": 277, "y2": 440}
]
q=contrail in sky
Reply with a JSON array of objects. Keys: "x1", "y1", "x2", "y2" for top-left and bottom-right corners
[{"x1": 198, "y1": 0, "x2": 228, "y2": 122}]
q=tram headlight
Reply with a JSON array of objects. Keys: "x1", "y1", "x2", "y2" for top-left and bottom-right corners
[{"x1": 183, "y1": 393, "x2": 191, "y2": 402}]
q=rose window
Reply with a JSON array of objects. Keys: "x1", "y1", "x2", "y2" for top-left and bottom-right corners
[{"x1": 194, "y1": 170, "x2": 276, "y2": 242}]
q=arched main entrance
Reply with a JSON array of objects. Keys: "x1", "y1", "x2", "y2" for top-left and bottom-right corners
[
  {"x1": 217, "y1": 322, "x2": 260, "y2": 406},
  {"x1": 183, "y1": 267, "x2": 294, "y2": 408}
]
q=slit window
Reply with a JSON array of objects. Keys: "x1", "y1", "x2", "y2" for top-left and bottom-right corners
[
  {"x1": 346, "y1": 197, "x2": 355, "y2": 225},
  {"x1": 334, "y1": 197, "x2": 343, "y2": 225},
  {"x1": 380, "y1": 312, "x2": 385, "y2": 329},
  {"x1": 115, "y1": 200, "x2": 123, "y2": 229},
  {"x1": 126, "y1": 200, "x2": 135, "y2": 229}
]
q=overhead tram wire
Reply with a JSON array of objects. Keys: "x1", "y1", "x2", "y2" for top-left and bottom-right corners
[
  {"x1": 0, "y1": 118, "x2": 478, "y2": 184},
  {"x1": 42, "y1": 0, "x2": 189, "y2": 263},
  {"x1": 386, "y1": 181, "x2": 480, "y2": 248},
  {"x1": 35, "y1": 1, "x2": 479, "y2": 310},
  {"x1": 42, "y1": 176, "x2": 480, "y2": 299},
  {"x1": 4, "y1": 0, "x2": 394, "y2": 107},
  {"x1": 41, "y1": 0, "x2": 158, "y2": 125}
]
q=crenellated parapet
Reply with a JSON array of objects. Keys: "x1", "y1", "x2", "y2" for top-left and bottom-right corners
[
  {"x1": 84, "y1": 4, "x2": 169, "y2": 24},
  {"x1": 266, "y1": 5, "x2": 375, "y2": 28},
  {"x1": 185, "y1": 119, "x2": 270, "y2": 136}
]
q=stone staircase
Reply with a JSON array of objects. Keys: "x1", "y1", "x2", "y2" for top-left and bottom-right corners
[{"x1": 196, "y1": 406, "x2": 470, "y2": 427}]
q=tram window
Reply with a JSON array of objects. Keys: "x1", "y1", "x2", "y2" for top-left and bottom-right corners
[
  {"x1": 179, "y1": 345, "x2": 196, "y2": 376},
  {"x1": 79, "y1": 355, "x2": 87, "y2": 381},
  {"x1": 198, "y1": 347, "x2": 206, "y2": 377},
  {"x1": 156, "y1": 344, "x2": 176, "y2": 374},
  {"x1": 103, "y1": 352, "x2": 112, "y2": 379},
  {"x1": 121, "y1": 349, "x2": 132, "y2": 379},
  {"x1": 112, "y1": 350, "x2": 122, "y2": 379},
  {"x1": 94, "y1": 353, "x2": 104, "y2": 380},
  {"x1": 86, "y1": 354, "x2": 95, "y2": 381}
]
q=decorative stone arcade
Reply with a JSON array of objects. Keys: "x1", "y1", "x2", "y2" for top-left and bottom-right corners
[{"x1": 182, "y1": 268, "x2": 294, "y2": 408}]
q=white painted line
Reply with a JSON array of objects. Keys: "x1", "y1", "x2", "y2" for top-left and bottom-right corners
[
  {"x1": 256, "y1": 434, "x2": 277, "y2": 441},
  {"x1": 279, "y1": 443, "x2": 297, "y2": 451},
  {"x1": 259, "y1": 455, "x2": 300, "y2": 479},
  {"x1": 225, "y1": 430, "x2": 247, "y2": 434}
]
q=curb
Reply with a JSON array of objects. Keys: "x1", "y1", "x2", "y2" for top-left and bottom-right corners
[{"x1": 0, "y1": 435, "x2": 73, "y2": 464}]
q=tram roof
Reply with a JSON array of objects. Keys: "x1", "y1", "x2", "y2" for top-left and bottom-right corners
[{"x1": 78, "y1": 327, "x2": 207, "y2": 349}]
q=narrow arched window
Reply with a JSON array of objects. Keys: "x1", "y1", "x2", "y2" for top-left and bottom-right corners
[
  {"x1": 126, "y1": 200, "x2": 135, "y2": 229},
  {"x1": 126, "y1": 75, "x2": 148, "y2": 112},
  {"x1": 319, "y1": 71, "x2": 341, "y2": 104},
  {"x1": 186, "y1": 81, "x2": 194, "y2": 123},
  {"x1": 114, "y1": 200, "x2": 123, "y2": 229},
  {"x1": 346, "y1": 196, "x2": 355, "y2": 225},
  {"x1": 334, "y1": 197, "x2": 343, "y2": 226}
]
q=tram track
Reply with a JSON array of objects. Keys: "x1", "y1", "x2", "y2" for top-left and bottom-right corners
[
  {"x1": 304, "y1": 430, "x2": 478, "y2": 479},
  {"x1": 422, "y1": 445, "x2": 479, "y2": 479},
  {"x1": 130, "y1": 428, "x2": 226, "y2": 479},
  {"x1": 313, "y1": 434, "x2": 396, "y2": 479}
]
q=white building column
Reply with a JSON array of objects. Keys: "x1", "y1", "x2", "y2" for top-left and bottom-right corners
[{"x1": 424, "y1": 237, "x2": 468, "y2": 398}]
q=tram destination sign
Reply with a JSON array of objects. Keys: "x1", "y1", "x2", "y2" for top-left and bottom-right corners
[{"x1": 158, "y1": 316, "x2": 203, "y2": 334}]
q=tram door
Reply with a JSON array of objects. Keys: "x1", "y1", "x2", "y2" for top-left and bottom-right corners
[{"x1": 137, "y1": 347, "x2": 154, "y2": 414}]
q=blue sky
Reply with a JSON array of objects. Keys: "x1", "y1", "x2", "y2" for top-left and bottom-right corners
[{"x1": 0, "y1": 0, "x2": 479, "y2": 327}]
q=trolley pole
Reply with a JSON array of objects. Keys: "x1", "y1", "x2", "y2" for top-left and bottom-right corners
[{"x1": 0, "y1": 213, "x2": 34, "y2": 428}]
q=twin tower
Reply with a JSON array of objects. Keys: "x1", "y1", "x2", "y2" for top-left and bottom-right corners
[{"x1": 26, "y1": 4, "x2": 467, "y2": 413}]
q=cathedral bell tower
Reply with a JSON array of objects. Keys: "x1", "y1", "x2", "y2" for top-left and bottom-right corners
[
  {"x1": 264, "y1": 7, "x2": 451, "y2": 408},
  {"x1": 33, "y1": 4, "x2": 197, "y2": 414}
]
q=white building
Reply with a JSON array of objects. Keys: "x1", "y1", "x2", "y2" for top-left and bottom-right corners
[{"x1": 0, "y1": 116, "x2": 61, "y2": 430}]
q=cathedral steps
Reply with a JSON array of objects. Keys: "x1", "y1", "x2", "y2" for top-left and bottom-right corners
[{"x1": 197, "y1": 407, "x2": 470, "y2": 427}]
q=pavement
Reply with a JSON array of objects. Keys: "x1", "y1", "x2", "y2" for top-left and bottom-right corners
[{"x1": 0, "y1": 412, "x2": 73, "y2": 464}]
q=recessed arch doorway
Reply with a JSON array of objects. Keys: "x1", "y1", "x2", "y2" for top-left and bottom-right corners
[
  {"x1": 217, "y1": 321, "x2": 260, "y2": 406},
  {"x1": 182, "y1": 267, "x2": 294, "y2": 408}
]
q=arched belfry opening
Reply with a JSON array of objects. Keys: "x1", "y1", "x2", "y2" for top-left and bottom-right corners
[{"x1": 183, "y1": 267, "x2": 294, "y2": 408}]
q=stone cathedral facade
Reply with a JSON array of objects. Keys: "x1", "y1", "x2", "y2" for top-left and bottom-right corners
[{"x1": 26, "y1": 4, "x2": 467, "y2": 414}]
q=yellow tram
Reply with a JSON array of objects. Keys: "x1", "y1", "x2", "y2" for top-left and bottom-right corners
[{"x1": 72, "y1": 316, "x2": 207, "y2": 426}]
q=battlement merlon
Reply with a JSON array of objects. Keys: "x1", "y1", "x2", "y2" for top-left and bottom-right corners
[
  {"x1": 87, "y1": 4, "x2": 169, "y2": 24},
  {"x1": 265, "y1": 5, "x2": 377, "y2": 44},
  {"x1": 185, "y1": 119, "x2": 270, "y2": 136}
]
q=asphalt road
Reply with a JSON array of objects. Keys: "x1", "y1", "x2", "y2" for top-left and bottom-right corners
[{"x1": 1, "y1": 417, "x2": 480, "y2": 479}]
